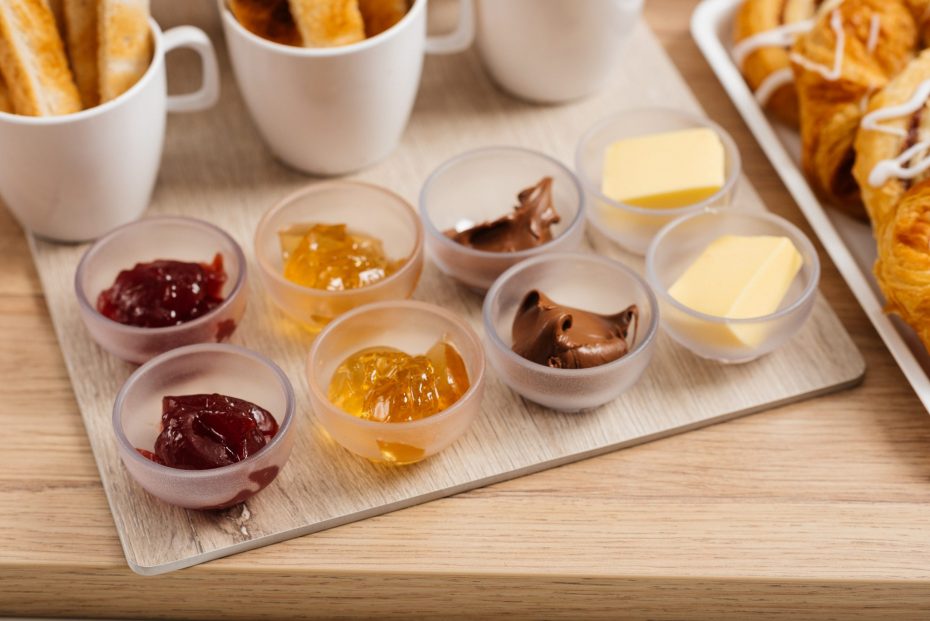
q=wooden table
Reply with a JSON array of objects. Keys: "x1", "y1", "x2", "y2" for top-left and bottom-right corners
[{"x1": 2, "y1": 1, "x2": 929, "y2": 618}]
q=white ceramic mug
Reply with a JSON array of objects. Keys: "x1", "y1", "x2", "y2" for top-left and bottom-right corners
[
  {"x1": 220, "y1": 0, "x2": 474, "y2": 176},
  {"x1": 0, "y1": 20, "x2": 220, "y2": 243},
  {"x1": 475, "y1": 0, "x2": 643, "y2": 104}
]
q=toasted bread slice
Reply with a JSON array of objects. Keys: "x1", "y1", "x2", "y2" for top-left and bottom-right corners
[
  {"x1": 358, "y1": 0, "x2": 408, "y2": 37},
  {"x1": 43, "y1": 0, "x2": 66, "y2": 35},
  {"x1": 0, "y1": 75, "x2": 12, "y2": 112},
  {"x1": 63, "y1": 0, "x2": 99, "y2": 108},
  {"x1": 0, "y1": 0, "x2": 81, "y2": 115},
  {"x1": 288, "y1": 0, "x2": 365, "y2": 47},
  {"x1": 229, "y1": 0, "x2": 302, "y2": 46},
  {"x1": 98, "y1": 0, "x2": 152, "y2": 103}
]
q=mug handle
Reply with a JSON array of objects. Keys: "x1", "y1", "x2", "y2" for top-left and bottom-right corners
[
  {"x1": 163, "y1": 26, "x2": 221, "y2": 113},
  {"x1": 424, "y1": 0, "x2": 474, "y2": 55}
]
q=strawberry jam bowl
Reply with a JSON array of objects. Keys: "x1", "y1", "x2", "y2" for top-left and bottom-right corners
[
  {"x1": 113, "y1": 343, "x2": 296, "y2": 510},
  {"x1": 75, "y1": 216, "x2": 248, "y2": 364}
]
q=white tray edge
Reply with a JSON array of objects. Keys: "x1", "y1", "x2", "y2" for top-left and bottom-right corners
[{"x1": 691, "y1": 0, "x2": 930, "y2": 412}]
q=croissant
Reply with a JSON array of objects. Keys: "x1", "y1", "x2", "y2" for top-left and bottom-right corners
[
  {"x1": 853, "y1": 50, "x2": 930, "y2": 350},
  {"x1": 733, "y1": 0, "x2": 821, "y2": 126},
  {"x1": 875, "y1": 179, "x2": 930, "y2": 349},
  {"x1": 854, "y1": 49, "x2": 930, "y2": 234},
  {"x1": 791, "y1": 0, "x2": 917, "y2": 216},
  {"x1": 906, "y1": 0, "x2": 930, "y2": 46}
]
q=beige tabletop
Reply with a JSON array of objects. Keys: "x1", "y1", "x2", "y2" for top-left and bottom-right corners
[{"x1": 2, "y1": 1, "x2": 930, "y2": 618}]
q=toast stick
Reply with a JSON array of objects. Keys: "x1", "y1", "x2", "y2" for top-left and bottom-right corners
[
  {"x1": 98, "y1": 0, "x2": 152, "y2": 102},
  {"x1": 0, "y1": 0, "x2": 82, "y2": 115},
  {"x1": 0, "y1": 75, "x2": 12, "y2": 113},
  {"x1": 63, "y1": 0, "x2": 99, "y2": 108},
  {"x1": 229, "y1": 0, "x2": 302, "y2": 47},
  {"x1": 358, "y1": 0, "x2": 408, "y2": 37},
  {"x1": 288, "y1": 0, "x2": 365, "y2": 47},
  {"x1": 43, "y1": 0, "x2": 67, "y2": 35}
]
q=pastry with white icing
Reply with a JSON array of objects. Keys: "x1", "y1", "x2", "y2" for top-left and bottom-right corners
[
  {"x1": 855, "y1": 51, "x2": 930, "y2": 229},
  {"x1": 851, "y1": 50, "x2": 930, "y2": 352},
  {"x1": 905, "y1": 0, "x2": 930, "y2": 47},
  {"x1": 732, "y1": 0, "x2": 822, "y2": 126},
  {"x1": 790, "y1": 0, "x2": 918, "y2": 216}
]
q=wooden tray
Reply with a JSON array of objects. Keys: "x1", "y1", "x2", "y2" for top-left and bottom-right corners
[{"x1": 26, "y1": 20, "x2": 865, "y2": 575}]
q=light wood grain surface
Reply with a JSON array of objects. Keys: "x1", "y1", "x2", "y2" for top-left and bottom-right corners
[{"x1": 1, "y1": 0, "x2": 930, "y2": 618}]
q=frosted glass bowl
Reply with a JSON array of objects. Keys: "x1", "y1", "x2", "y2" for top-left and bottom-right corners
[
  {"x1": 645, "y1": 209, "x2": 820, "y2": 364},
  {"x1": 75, "y1": 216, "x2": 248, "y2": 364},
  {"x1": 306, "y1": 300, "x2": 486, "y2": 465},
  {"x1": 482, "y1": 252, "x2": 658, "y2": 411},
  {"x1": 575, "y1": 107, "x2": 741, "y2": 255},
  {"x1": 113, "y1": 343, "x2": 297, "y2": 509},
  {"x1": 255, "y1": 181, "x2": 424, "y2": 332},
  {"x1": 420, "y1": 146, "x2": 586, "y2": 291}
]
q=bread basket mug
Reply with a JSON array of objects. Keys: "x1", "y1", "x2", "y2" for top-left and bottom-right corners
[
  {"x1": 219, "y1": 0, "x2": 474, "y2": 176},
  {"x1": 0, "y1": 19, "x2": 220, "y2": 242}
]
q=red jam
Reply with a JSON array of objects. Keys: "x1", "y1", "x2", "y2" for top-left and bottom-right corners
[
  {"x1": 138, "y1": 394, "x2": 279, "y2": 470},
  {"x1": 97, "y1": 254, "x2": 227, "y2": 328}
]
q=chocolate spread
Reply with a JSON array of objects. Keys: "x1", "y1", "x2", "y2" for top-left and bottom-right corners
[
  {"x1": 511, "y1": 290, "x2": 639, "y2": 369},
  {"x1": 445, "y1": 177, "x2": 560, "y2": 252}
]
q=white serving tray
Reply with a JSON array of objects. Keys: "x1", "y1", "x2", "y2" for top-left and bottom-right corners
[{"x1": 692, "y1": 0, "x2": 930, "y2": 412}]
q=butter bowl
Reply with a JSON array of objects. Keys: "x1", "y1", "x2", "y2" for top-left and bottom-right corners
[
  {"x1": 482, "y1": 253, "x2": 659, "y2": 411},
  {"x1": 420, "y1": 146, "x2": 586, "y2": 291},
  {"x1": 575, "y1": 107, "x2": 741, "y2": 256},
  {"x1": 645, "y1": 209, "x2": 820, "y2": 364}
]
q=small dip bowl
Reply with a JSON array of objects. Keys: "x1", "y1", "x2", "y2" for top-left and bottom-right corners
[
  {"x1": 255, "y1": 181, "x2": 424, "y2": 332},
  {"x1": 645, "y1": 209, "x2": 820, "y2": 364},
  {"x1": 419, "y1": 146, "x2": 586, "y2": 291},
  {"x1": 575, "y1": 107, "x2": 741, "y2": 256},
  {"x1": 306, "y1": 300, "x2": 486, "y2": 465},
  {"x1": 75, "y1": 216, "x2": 248, "y2": 364},
  {"x1": 482, "y1": 252, "x2": 659, "y2": 411},
  {"x1": 113, "y1": 343, "x2": 296, "y2": 510}
]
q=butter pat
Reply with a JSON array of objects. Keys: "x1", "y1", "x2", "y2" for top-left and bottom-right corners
[
  {"x1": 602, "y1": 128, "x2": 726, "y2": 208},
  {"x1": 668, "y1": 235, "x2": 803, "y2": 347}
]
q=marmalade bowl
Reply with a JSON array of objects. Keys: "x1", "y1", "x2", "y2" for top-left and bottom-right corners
[
  {"x1": 255, "y1": 181, "x2": 424, "y2": 332},
  {"x1": 306, "y1": 300, "x2": 486, "y2": 465}
]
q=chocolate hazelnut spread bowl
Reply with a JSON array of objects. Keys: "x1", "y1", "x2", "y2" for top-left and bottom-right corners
[
  {"x1": 420, "y1": 146, "x2": 586, "y2": 291},
  {"x1": 482, "y1": 253, "x2": 659, "y2": 411}
]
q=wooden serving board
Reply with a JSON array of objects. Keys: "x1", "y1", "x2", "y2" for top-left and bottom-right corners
[{"x1": 25, "y1": 20, "x2": 865, "y2": 575}]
